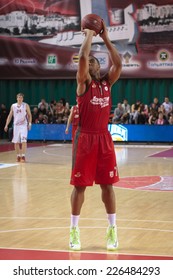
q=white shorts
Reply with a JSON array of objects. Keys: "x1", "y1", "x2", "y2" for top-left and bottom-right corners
[{"x1": 12, "y1": 124, "x2": 28, "y2": 143}]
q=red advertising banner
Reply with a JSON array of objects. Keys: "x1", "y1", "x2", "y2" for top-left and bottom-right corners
[{"x1": 0, "y1": 0, "x2": 173, "y2": 79}]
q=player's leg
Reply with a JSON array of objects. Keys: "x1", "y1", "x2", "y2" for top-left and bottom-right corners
[
  {"x1": 100, "y1": 184, "x2": 118, "y2": 250},
  {"x1": 14, "y1": 143, "x2": 21, "y2": 162},
  {"x1": 20, "y1": 125, "x2": 28, "y2": 162},
  {"x1": 69, "y1": 132, "x2": 97, "y2": 250},
  {"x1": 71, "y1": 186, "x2": 86, "y2": 215},
  {"x1": 100, "y1": 184, "x2": 115, "y2": 213},
  {"x1": 96, "y1": 132, "x2": 119, "y2": 250},
  {"x1": 12, "y1": 126, "x2": 21, "y2": 162},
  {"x1": 69, "y1": 186, "x2": 86, "y2": 250},
  {"x1": 20, "y1": 142, "x2": 27, "y2": 162}
]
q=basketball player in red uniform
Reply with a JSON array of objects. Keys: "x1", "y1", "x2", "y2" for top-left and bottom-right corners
[
  {"x1": 69, "y1": 21, "x2": 122, "y2": 250},
  {"x1": 65, "y1": 104, "x2": 79, "y2": 142}
]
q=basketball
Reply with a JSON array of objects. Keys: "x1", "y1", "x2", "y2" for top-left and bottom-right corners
[{"x1": 81, "y1": 14, "x2": 103, "y2": 35}]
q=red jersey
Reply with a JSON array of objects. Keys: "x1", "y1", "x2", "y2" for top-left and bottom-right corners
[
  {"x1": 71, "y1": 105, "x2": 79, "y2": 126},
  {"x1": 71, "y1": 105, "x2": 79, "y2": 141},
  {"x1": 71, "y1": 77, "x2": 119, "y2": 186},
  {"x1": 77, "y1": 78, "x2": 111, "y2": 132}
]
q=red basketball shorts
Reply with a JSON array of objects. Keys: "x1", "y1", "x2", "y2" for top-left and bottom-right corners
[{"x1": 70, "y1": 130, "x2": 119, "y2": 186}]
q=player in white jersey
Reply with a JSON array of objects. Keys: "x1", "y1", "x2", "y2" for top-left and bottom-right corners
[{"x1": 4, "y1": 93, "x2": 32, "y2": 162}]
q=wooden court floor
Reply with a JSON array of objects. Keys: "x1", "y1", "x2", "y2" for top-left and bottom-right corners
[{"x1": 0, "y1": 141, "x2": 173, "y2": 260}]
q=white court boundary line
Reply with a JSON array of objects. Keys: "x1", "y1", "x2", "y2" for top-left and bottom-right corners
[
  {"x1": 114, "y1": 144, "x2": 172, "y2": 148},
  {"x1": 0, "y1": 217, "x2": 172, "y2": 258},
  {"x1": 0, "y1": 226, "x2": 172, "y2": 234}
]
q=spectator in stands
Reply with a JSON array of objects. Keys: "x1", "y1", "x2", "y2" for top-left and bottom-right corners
[
  {"x1": 47, "y1": 111, "x2": 54, "y2": 124},
  {"x1": 112, "y1": 103, "x2": 125, "y2": 124},
  {"x1": 162, "y1": 97, "x2": 173, "y2": 117},
  {"x1": 168, "y1": 115, "x2": 173, "y2": 125},
  {"x1": 149, "y1": 97, "x2": 160, "y2": 111},
  {"x1": 49, "y1": 100, "x2": 57, "y2": 114},
  {"x1": 130, "y1": 100, "x2": 141, "y2": 124},
  {"x1": 54, "y1": 100, "x2": 65, "y2": 124},
  {"x1": 38, "y1": 103, "x2": 47, "y2": 116},
  {"x1": 155, "y1": 112, "x2": 168, "y2": 125},
  {"x1": 137, "y1": 103, "x2": 148, "y2": 124},
  {"x1": 62, "y1": 106, "x2": 70, "y2": 124},
  {"x1": 121, "y1": 99, "x2": 130, "y2": 123},
  {"x1": 36, "y1": 113, "x2": 48, "y2": 124},
  {"x1": 31, "y1": 107, "x2": 39, "y2": 124},
  {"x1": 148, "y1": 103, "x2": 158, "y2": 125},
  {"x1": 59, "y1": 97, "x2": 66, "y2": 107},
  {"x1": 38, "y1": 98, "x2": 49, "y2": 111},
  {"x1": 158, "y1": 105, "x2": 168, "y2": 122}
]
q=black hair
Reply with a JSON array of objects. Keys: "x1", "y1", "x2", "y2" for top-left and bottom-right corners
[{"x1": 89, "y1": 55, "x2": 100, "y2": 66}]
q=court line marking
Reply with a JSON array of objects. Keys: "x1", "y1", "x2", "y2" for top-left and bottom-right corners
[
  {"x1": 146, "y1": 147, "x2": 173, "y2": 157},
  {"x1": 0, "y1": 226, "x2": 173, "y2": 234},
  {"x1": 0, "y1": 174, "x2": 172, "y2": 181},
  {"x1": 43, "y1": 144, "x2": 72, "y2": 157},
  {"x1": 114, "y1": 145, "x2": 172, "y2": 148},
  {"x1": 113, "y1": 175, "x2": 173, "y2": 192},
  {"x1": 46, "y1": 144, "x2": 172, "y2": 149},
  {"x1": 114, "y1": 186, "x2": 173, "y2": 192},
  {"x1": 42, "y1": 149, "x2": 71, "y2": 157},
  {"x1": 0, "y1": 246, "x2": 172, "y2": 258}
]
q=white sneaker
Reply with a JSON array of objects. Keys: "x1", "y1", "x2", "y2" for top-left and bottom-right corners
[
  {"x1": 69, "y1": 226, "x2": 81, "y2": 251},
  {"x1": 106, "y1": 226, "x2": 118, "y2": 250}
]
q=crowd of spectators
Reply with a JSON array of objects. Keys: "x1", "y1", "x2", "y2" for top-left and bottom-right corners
[
  {"x1": 111, "y1": 97, "x2": 173, "y2": 125},
  {"x1": 30, "y1": 96, "x2": 173, "y2": 126},
  {"x1": 31, "y1": 98, "x2": 70, "y2": 125},
  {"x1": 1, "y1": 96, "x2": 173, "y2": 140}
]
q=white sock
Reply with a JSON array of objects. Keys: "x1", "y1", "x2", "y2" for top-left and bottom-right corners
[
  {"x1": 22, "y1": 154, "x2": 25, "y2": 157},
  {"x1": 70, "y1": 214, "x2": 80, "y2": 228},
  {"x1": 107, "y1": 213, "x2": 116, "y2": 227}
]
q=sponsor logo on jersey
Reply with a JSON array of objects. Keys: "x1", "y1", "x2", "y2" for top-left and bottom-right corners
[
  {"x1": 109, "y1": 171, "x2": 114, "y2": 178},
  {"x1": 102, "y1": 80, "x2": 107, "y2": 85},
  {"x1": 90, "y1": 96, "x2": 109, "y2": 108},
  {"x1": 74, "y1": 172, "x2": 81, "y2": 178},
  {"x1": 92, "y1": 83, "x2": 97, "y2": 88}
]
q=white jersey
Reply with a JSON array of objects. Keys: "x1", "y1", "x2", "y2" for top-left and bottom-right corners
[{"x1": 12, "y1": 102, "x2": 28, "y2": 126}]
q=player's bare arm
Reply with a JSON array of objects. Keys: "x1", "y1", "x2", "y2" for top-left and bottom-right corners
[
  {"x1": 100, "y1": 21, "x2": 122, "y2": 86},
  {"x1": 65, "y1": 106, "x2": 74, "y2": 133},
  {"x1": 4, "y1": 106, "x2": 13, "y2": 132},
  {"x1": 76, "y1": 29, "x2": 96, "y2": 96},
  {"x1": 26, "y1": 104, "x2": 32, "y2": 130}
]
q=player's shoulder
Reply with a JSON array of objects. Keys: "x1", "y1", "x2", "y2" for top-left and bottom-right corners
[
  {"x1": 12, "y1": 102, "x2": 17, "y2": 108},
  {"x1": 100, "y1": 74, "x2": 110, "y2": 84}
]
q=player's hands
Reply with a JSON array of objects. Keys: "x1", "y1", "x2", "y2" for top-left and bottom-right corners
[
  {"x1": 99, "y1": 20, "x2": 108, "y2": 40},
  {"x1": 4, "y1": 125, "x2": 8, "y2": 132},
  {"x1": 65, "y1": 128, "x2": 69, "y2": 134},
  {"x1": 81, "y1": 28, "x2": 96, "y2": 37},
  {"x1": 28, "y1": 123, "x2": 32, "y2": 130}
]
